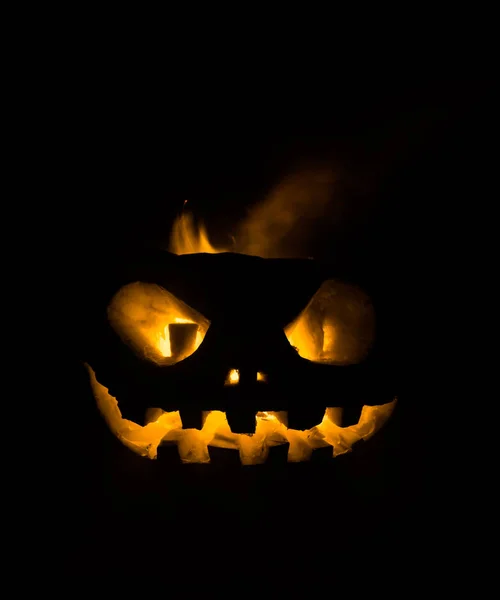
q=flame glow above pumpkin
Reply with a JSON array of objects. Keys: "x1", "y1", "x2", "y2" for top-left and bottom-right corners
[
  {"x1": 169, "y1": 211, "x2": 223, "y2": 255},
  {"x1": 170, "y1": 167, "x2": 335, "y2": 258}
]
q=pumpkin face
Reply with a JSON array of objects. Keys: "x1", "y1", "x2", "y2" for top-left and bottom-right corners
[{"x1": 82, "y1": 237, "x2": 397, "y2": 465}]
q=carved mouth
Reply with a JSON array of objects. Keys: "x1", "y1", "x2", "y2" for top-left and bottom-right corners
[{"x1": 86, "y1": 364, "x2": 397, "y2": 465}]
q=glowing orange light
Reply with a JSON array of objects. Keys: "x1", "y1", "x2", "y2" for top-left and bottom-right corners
[
  {"x1": 87, "y1": 363, "x2": 397, "y2": 464},
  {"x1": 94, "y1": 170, "x2": 397, "y2": 465},
  {"x1": 169, "y1": 212, "x2": 224, "y2": 255},
  {"x1": 158, "y1": 325, "x2": 172, "y2": 357},
  {"x1": 226, "y1": 369, "x2": 240, "y2": 385}
]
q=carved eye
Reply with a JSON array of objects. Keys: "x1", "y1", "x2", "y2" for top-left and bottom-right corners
[
  {"x1": 107, "y1": 282, "x2": 210, "y2": 364},
  {"x1": 284, "y1": 279, "x2": 376, "y2": 365}
]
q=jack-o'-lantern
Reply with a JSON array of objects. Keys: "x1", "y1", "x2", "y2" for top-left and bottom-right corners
[{"x1": 81, "y1": 198, "x2": 397, "y2": 466}]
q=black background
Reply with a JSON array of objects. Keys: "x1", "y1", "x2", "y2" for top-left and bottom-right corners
[{"x1": 48, "y1": 76, "x2": 491, "y2": 580}]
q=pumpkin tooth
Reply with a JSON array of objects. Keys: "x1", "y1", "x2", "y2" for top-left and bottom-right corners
[
  {"x1": 310, "y1": 444, "x2": 334, "y2": 462},
  {"x1": 265, "y1": 442, "x2": 290, "y2": 464},
  {"x1": 325, "y1": 407, "x2": 343, "y2": 426},
  {"x1": 156, "y1": 442, "x2": 182, "y2": 465},
  {"x1": 339, "y1": 404, "x2": 364, "y2": 427},
  {"x1": 117, "y1": 397, "x2": 148, "y2": 425},
  {"x1": 179, "y1": 408, "x2": 203, "y2": 430},
  {"x1": 287, "y1": 406, "x2": 325, "y2": 430},
  {"x1": 144, "y1": 407, "x2": 164, "y2": 424},
  {"x1": 208, "y1": 445, "x2": 241, "y2": 465},
  {"x1": 225, "y1": 409, "x2": 257, "y2": 434}
]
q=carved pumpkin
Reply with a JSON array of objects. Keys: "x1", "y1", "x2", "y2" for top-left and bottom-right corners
[{"x1": 81, "y1": 212, "x2": 397, "y2": 466}]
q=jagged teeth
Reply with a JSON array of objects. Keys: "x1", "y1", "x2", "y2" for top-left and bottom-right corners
[
  {"x1": 117, "y1": 397, "x2": 148, "y2": 425},
  {"x1": 337, "y1": 405, "x2": 363, "y2": 427},
  {"x1": 156, "y1": 442, "x2": 182, "y2": 464},
  {"x1": 145, "y1": 407, "x2": 355, "y2": 465},
  {"x1": 286, "y1": 407, "x2": 326, "y2": 430},
  {"x1": 325, "y1": 407, "x2": 343, "y2": 426},
  {"x1": 225, "y1": 409, "x2": 257, "y2": 434},
  {"x1": 179, "y1": 408, "x2": 203, "y2": 430},
  {"x1": 310, "y1": 444, "x2": 334, "y2": 462},
  {"x1": 144, "y1": 407, "x2": 164, "y2": 425},
  {"x1": 265, "y1": 442, "x2": 290, "y2": 464}
]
